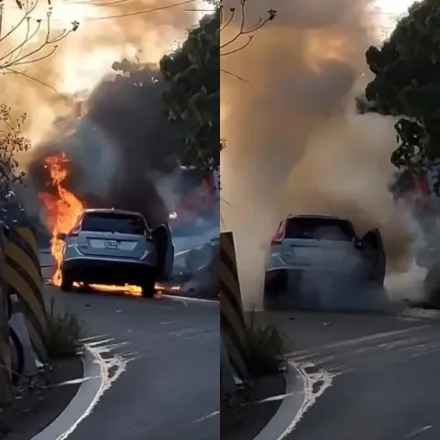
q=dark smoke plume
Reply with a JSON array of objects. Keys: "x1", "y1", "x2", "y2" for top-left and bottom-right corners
[
  {"x1": 1, "y1": 0, "x2": 205, "y2": 228},
  {"x1": 28, "y1": 62, "x2": 185, "y2": 228}
]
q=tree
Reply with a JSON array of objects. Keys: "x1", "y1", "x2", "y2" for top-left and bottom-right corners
[
  {"x1": 220, "y1": 0, "x2": 276, "y2": 59},
  {"x1": 361, "y1": 0, "x2": 440, "y2": 306},
  {"x1": 220, "y1": 0, "x2": 276, "y2": 152},
  {"x1": 0, "y1": 0, "x2": 78, "y2": 83},
  {"x1": 160, "y1": 8, "x2": 220, "y2": 170},
  {"x1": 0, "y1": 105, "x2": 30, "y2": 200},
  {"x1": 0, "y1": 0, "x2": 77, "y2": 198},
  {"x1": 362, "y1": 0, "x2": 440, "y2": 177}
]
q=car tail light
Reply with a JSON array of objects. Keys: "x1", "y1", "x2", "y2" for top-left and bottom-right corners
[
  {"x1": 271, "y1": 230, "x2": 285, "y2": 245},
  {"x1": 68, "y1": 226, "x2": 81, "y2": 237}
]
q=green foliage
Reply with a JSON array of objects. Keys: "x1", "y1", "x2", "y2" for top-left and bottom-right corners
[
  {"x1": 0, "y1": 105, "x2": 30, "y2": 199},
  {"x1": 46, "y1": 298, "x2": 84, "y2": 359},
  {"x1": 363, "y1": 0, "x2": 440, "y2": 179},
  {"x1": 160, "y1": 9, "x2": 220, "y2": 170},
  {"x1": 246, "y1": 314, "x2": 285, "y2": 376}
]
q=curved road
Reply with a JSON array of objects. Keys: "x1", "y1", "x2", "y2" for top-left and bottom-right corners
[
  {"x1": 45, "y1": 286, "x2": 219, "y2": 440},
  {"x1": 265, "y1": 311, "x2": 440, "y2": 440}
]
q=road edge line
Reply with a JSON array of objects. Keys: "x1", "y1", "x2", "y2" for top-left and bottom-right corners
[
  {"x1": 252, "y1": 361, "x2": 306, "y2": 440},
  {"x1": 164, "y1": 294, "x2": 218, "y2": 304},
  {"x1": 31, "y1": 344, "x2": 105, "y2": 440}
]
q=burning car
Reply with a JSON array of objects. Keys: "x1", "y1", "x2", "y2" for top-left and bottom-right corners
[
  {"x1": 263, "y1": 214, "x2": 386, "y2": 310},
  {"x1": 57, "y1": 208, "x2": 174, "y2": 297}
]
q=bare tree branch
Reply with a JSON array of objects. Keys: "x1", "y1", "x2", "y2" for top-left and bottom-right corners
[
  {"x1": 0, "y1": 1, "x2": 79, "y2": 72},
  {"x1": 220, "y1": 67, "x2": 249, "y2": 83},
  {"x1": 220, "y1": 0, "x2": 275, "y2": 57},
  {"x1": 3, "y1": 67, "x2": 58, "y2": 91},
  {"x1": 0, "y1": 1, "x2": 78, "y2": 203}
]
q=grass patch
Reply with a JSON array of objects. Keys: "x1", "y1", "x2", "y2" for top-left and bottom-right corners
[
  {"x1": 245, "y1": 313, "x2": 286, "y2": 377},
  {"x1": 46, "y1": 298, "x2": 84, "y2": 359}
]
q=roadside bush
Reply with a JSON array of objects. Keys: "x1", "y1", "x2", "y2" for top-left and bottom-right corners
[
  {"x1": 245, "y1": 313, "x2": 286, "y2": 376},
  {"x1": 45, "y1": 299, "x2": 84, "y2": 358}
]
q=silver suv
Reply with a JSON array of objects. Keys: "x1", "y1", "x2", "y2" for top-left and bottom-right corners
[
  {"x1": 58, "y1": 209, "x2": 174, "y2": 297},
  {"x1": 264, "y1": 214, "x2": 385, "y2": 310}
]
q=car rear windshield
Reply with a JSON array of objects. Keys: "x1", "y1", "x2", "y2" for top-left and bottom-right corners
[
  {"x1": 285, "y1": 217, "x2": 356, "y2": 241},
  {"x1": 81, "y1": 213, "x2": 146, "y2": 235}
]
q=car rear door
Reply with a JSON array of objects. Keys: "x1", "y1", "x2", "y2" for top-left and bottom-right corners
[
  {"x1": 77, "y1": 212, "x2": 154, "y2": 260},
  {"x1": 361, "y1": 228, "x2": 386, "y2": 284},
  {"x1": 279, "y1": 217, "x2": 358, "y2": 270},
  {"x1": 153, "y1": 224, "x2": 174, "y2": 281}
]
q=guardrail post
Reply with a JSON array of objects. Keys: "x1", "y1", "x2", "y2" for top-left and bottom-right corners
[
  {"x1": 0, "y1": 226, "x2": 12, "y2": 404},
  {"x1": 3, "y1": 226, "x2": 48, "y2": 363},
  {"x1": 220, "y1": 231, "x2": 250, "y2": 382}
]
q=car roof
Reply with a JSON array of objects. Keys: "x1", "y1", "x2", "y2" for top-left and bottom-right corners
[
  {"x1": 287, "y1": 214, "x2": 350, "y2": 222},
  {"x1": 83, "y1": 208, "x2": 143, "y2": 217}
]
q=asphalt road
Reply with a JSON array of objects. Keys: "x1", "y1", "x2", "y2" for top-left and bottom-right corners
[
  {"x1": 44, "y1": 286, "x2": 219, "y2": 440},
  {"x1": 264, "y1": 311, "x2": 440, "y2": 440}
]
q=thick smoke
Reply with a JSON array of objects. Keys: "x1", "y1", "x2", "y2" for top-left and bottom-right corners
[
  {"x1": 28, "y1": 63, "x2": 185, "y2": 227},
  {"x1": 1, "y1": 0, "x2": 196, "y2": 143},
  {"x1": 6, "y1": 1, "x2": 199, "y2": 228},
  {"x1": 221, "y1": 0, "x2": 421, "y2": 309}
]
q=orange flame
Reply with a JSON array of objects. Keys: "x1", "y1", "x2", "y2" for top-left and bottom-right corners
[
  {"x1": 38, "y1": 153, "x2": 84, "y2": 287},
  {"x1": 38, "y1": 152, "x2": 182, "y2": 297}
]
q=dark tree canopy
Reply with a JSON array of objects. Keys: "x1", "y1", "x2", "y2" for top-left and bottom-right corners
[
  {"x1": 362, "y1": 0, "x2": 440, "y2": 176},
  {"x1": 160, "y1": 9, "x2": 220, "y2": 170}
]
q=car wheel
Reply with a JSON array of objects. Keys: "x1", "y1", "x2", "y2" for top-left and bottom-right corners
[
  {"x1": 60, "y1": 272, "x2": 74, "y2": 292},
  {"x1": 141, "y1": 275, "x2": 156, "y2": 298},
  {"x1": 263, "y1": 295, "x2": 278, "y2": 311}
]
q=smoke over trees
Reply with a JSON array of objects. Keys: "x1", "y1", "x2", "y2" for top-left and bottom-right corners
[
  {"x1": 28, "y1": 60, "x2": 186, "y2": 228},
  {"x1": 0, "y1": 0, "x2": 77, "y2": 217},
  {"x1": 27, "y1": 8, "x2": 222, "y2": 229},
  {"x1": 361, "y1": 0, "x2": 440, "y2": 307},
  {"x1": 160, "y1": 7, "x2": 220, "y2": 170},
  {"x1": 362, "y1": 0, "x2": 440, "y2": 178}
]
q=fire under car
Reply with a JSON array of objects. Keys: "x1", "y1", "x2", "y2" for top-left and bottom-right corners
[
  {"x1": 57, "y1": 208, "x2": 174, "y2": 297},
  {"x1": 263, "y1": 214, "x2": 387, "y2": 311}
]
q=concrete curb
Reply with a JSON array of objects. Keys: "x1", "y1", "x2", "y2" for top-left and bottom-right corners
[
  {"x1": 253, "y1": 361, "x2": 306, "y2": 440},
  {"x1": 31, "y1": 345, "x2": 104, "y2": 440}
]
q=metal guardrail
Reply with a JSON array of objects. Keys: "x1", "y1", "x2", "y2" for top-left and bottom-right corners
[
  {"x1": 220, "y1": 231, "x2": 250, "y2": 382},
  {"x1": 0, "y1": 225, "x2": 48, "y2": 402},
  {"x1": 3, "y1": 227, "x2": 48, "y2": 364},
  {"x1": 0, "y1": 224, "x2": 12, "y2": 404}
]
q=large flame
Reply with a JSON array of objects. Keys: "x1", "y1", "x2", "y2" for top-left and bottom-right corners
[
  {"x1": 38, "y1": 153, "x2": 84, "y2": 286},
  {"x1": 38, "y1": 152, "x2": 181, "y2": 297}
]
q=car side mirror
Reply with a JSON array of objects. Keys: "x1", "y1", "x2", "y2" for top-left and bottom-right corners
[{"x1": 57, "y1": 232, "x2": 67, "y2": 241}]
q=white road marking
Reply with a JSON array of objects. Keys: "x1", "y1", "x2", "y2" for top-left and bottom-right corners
[
  {"x1": 31, "y1": 338, "x2": 128, "y2": 440},
  {"x1": 276, "y1": 361, "x2": 334, "y2": 439},
  {"x1": 286, "y1": 325, "x2": 430, "y2": 359},
  {"x1": 253, "y1": 360, "x2": 334, "y2": 440},
  {"x1": 404, "y1": 425, "x2": 433, "y2": 438}
]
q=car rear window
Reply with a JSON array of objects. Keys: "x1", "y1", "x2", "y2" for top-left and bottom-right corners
[
  {"x1": 284, "y1": 217, "x2": 356, "y2": 241},
  {"x1": 81, "y1": 213, "x2": 146, "y2": 235}
]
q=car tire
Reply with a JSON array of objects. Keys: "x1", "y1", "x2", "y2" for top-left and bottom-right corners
[
  {"x1": 141, "y1": 274, "x2": 156, "y2": 298},
  {"x1": 263, "y1": 296, "x2": 278, "y2": 311},
  {"x1": 60, "y1": 272, "x2": 74, "y2": 292}
]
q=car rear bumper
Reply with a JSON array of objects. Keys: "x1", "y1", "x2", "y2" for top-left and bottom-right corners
[
  {"x1": 62, "y1": 258, "x2": 156, "y2": 284},
  {"x1": 264, "y1": 267, "x2": 370, "y2": 310}
]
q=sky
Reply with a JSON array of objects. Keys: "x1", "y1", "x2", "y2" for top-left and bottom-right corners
[{"x1": 374, "y1": 0, "x2": 420, "y2": 38}]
